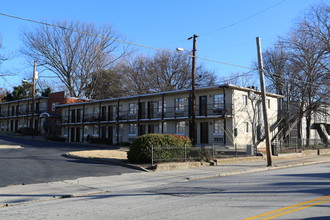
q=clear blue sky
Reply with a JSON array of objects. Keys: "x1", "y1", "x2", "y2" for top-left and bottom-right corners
[{"x1": 0, "y1": 0, "x2": 323, "y2": 91}]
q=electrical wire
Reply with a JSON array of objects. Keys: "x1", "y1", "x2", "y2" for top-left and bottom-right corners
[
  {"x1": 200, "y1": 0, "x2": 287, "y2": 37},
  {"x1": 269, "y1": 73, "x2": 329, "y2": 89},
  {"x1": 0, "y1": 12, "x2": 255, "y2": 70}
]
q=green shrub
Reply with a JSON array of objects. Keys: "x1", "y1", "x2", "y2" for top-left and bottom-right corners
[
  {"x1": 127, "y1": 133, "x2": 191, "y2": 163},
  {"x1": 17, "y1": 127, "x2": 38, "y2": 136}
]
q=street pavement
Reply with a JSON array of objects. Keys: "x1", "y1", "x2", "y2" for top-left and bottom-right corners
[
  {"x1": 1, "y1": 151, "x2": 330, "y2": 207},
  {"x1": 0, "y1": 135, "x2": 139, "y2": 187}
]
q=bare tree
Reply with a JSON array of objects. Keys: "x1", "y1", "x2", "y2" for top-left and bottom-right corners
[
  {"x1": 86, "y1": 69, "x2": 128, "y2": 99},
  {"x1": 0, "y1": 34, "x2": 10, "y2": 78},
  {"x1": 263, "y1": 3, "x2": 330, "y2": 142},
  {"x1": 117, "y1": 51, "x2": 216, "y2": 95},
  {"x1": 21, "y1": 21, "x2": 127, "y2": 98}
]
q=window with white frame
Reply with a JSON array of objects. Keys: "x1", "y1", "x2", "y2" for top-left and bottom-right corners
[
  {"x1": 213, "y1": 94, "x2": 224, "y2": 108},
  {"x1": 157, "y1": 100, "x2": 166, "y2": 113},
  {"x1": 175, "y1": 98, "x2": 185, "y2": 111},
  {"x1": 129, "y1": 103, "x2": 138, "y2": 114},
  {"x1": 129, "y1": 123, "x2": 137, "y2": 135},
  {"x1": 243, "y1": 122, "x2": 249, "y2": 134},
  {"x1": 213, "y1": 120, "x2": 224, "y2": 134},
  {"x1": 158, "y1": 122, "x2": 168, "y2": 133},
  {"x1": 175, "y1": 121, "x2": 185, "y2": 134},
  {"x1": 242, "y1": 95, "x2": 248, "y2": 107}
]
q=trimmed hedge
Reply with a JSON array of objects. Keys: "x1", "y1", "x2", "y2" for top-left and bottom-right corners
[
  {"x1": 127, "y1": 133, "x2": 191, "y2": 163},
  {"x1": 17, "y1": 127, "x2": 38, "y2": 136},
  {"x1": 46, "y1": 136, "x2": 67, "y2": 142}
]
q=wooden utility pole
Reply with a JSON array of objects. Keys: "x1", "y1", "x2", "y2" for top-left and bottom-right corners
[
  {"x1": 31, "y1": 60, "x2": 37, "y2": 130},
  {"x1": 188, "y1": 34, "x2": 198, "y2": 145},
  {"x1": 32, "y1": 60, "x2": 37, "y2": 99},
  {"x1": 256, "y1": 37, "x2": 273, "y2": 167}
]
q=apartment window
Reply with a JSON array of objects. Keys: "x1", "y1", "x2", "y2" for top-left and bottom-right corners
[
  {"x1": 213, "y1": 94, "x2": 224, "y2": 108},
  {"x1": 159, "y1": 122, "x2": 168, "y2": 133},
  {"x1": 267, "y1": 99, "x2": 270, "y2": 108},
  {"x1": 52, "y1": 102, "x2": 59, "y2": 111},
  {"x1": 129, "y1": 123, "x2": 137, "y2": 135},
  {"x1": 63, "y1": 110, "x2": 69, "y2": 122},
  {"x1": 175, "y1": 98, "x2": 185, "y2": 111},
  {"x1": 129, "y1": 103, "x2": 138, "y2": 114},
  {"x1": 242, "y1": 95, "x2": 248, "y2": 107},
  {"x1": 243, "y1": 122, "x2": 249, "y2": 134},
  {"x1": 93, "y1": 107, "x2": 100, "y2": 120},
  {"x1": 62, "y1": 127, "x2": 68, "y2": 136},
  {"x1": 175, "y1": 121, "x2": 185, "y2": 134},
  {"x1": 157, "y1": 100, "x2": 166, "y2": 113},
  {"x1": 93, "y1": 125, "x2": 99, "y2": 136},
  {"x1": 84, "y1": 125, "x2": 92, "y2": 136},
  {"x1": 214, "y1": 120, "x2": 224, "y2": 134}
]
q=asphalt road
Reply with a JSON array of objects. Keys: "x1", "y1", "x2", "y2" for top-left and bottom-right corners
[
  {"x1": 0, "y1": 135, "x2": 140, "y2": 187},
  {"x1": 1, "y1": 161, "x2": 330, "y2": 219}
]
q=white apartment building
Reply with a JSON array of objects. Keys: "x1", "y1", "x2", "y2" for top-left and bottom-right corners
[{"x1": 58, "y1": 84, "x2": 282, "y2": 148}]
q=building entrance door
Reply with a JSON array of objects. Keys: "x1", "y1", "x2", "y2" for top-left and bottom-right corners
[
  {"x1": 200, "y1": 122, "x2": 209, "y2": 144},
  {"x1": 199, "y1": 96, "x2": 207, "y2": 116}
]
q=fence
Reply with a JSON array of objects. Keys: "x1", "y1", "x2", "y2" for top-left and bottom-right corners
[
  {"x1": 151, "y1": 144, "x2": 249, "y2": 166},
  {"x1": 273, "y1": 138, "x2": 329, "y2": 154}
]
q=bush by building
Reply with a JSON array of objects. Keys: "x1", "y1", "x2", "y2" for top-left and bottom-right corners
[{"x1": 127, "y1": 133, "x2": 191, "y2": 163}]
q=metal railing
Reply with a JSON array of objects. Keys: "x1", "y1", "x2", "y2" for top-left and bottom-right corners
[
  {"x1": 151, "y1": 144, "x2": 250, "y2": 166},
  {"x1": 272, "y1": 138, "x2": 329, "y2": 154}
]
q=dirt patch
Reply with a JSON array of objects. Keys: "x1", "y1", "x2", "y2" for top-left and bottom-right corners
[
  {"x1": 0, "y1": 145, "x2": 22, "y2": 149},
  {"x1": 68, "y1": 150, "x2": 128, "y2": 160}
]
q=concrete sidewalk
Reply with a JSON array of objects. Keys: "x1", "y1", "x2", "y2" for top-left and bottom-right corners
[{"x1": 1, "y1": 154, "x2": 330, "y2": 208}]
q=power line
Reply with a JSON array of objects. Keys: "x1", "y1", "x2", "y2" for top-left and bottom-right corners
[
  {"x1": 156, "y1": 0, "x2": 286, "y2": 49},
  {"x1": 0, "y1": 12, "x2": 255, "y2": 70},
  {"x1": 269, "y1": 73, "x2": 329, "y2": 89},
  {"x1": 200, "y1": 0, "x2": 287, "y2": 37}
]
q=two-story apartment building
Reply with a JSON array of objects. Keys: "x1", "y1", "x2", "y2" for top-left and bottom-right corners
[
  {"x1": 0, "y1": 91, "x2": 85, "y2": 136},
  {"x1": 0, "y1": 96, "x2": 48, "y2": 133},
  {"x1": 58, "y1": 84, "x2": 282, "y2": 147}
]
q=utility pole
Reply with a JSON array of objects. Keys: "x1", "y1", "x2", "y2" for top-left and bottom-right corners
[
  {"x1": 31, "y1": 60, "x2": 37, "y2": 130},
  {"x1": 256, "y1": 37, "x2": 273, "y2": 167},
  {"x1": 188, "y1": 34, "x2": 198, "y2": 145},
  {"x1": 32, "y1": 60, "x2": 37, "y2": 99}
]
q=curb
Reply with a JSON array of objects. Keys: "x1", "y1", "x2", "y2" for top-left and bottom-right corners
[
  {"x1": 64, "y1": 153, "x2": 150, "y2": 172},
  {"x1": 188, "y1": 159, "x2": 330, "y2": 181}
]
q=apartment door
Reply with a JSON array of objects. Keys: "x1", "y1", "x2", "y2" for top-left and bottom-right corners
[
  {"x1": 199, "y1": 96, "x2": 207, "y2": 116},
  {"x1": 147, "y1": 101, "x2": 154, "y2": 119},
  {"x1": 138, "y1": 102, "x2": 146, "y2": 119},
  {"x1": 101, "y1": 106, "x2": 107, "y2": 121},
  {"x1": 108, "y1": 106, "x2": 114, "y2": 121},
  {"x1": 200, "y1": 122, "x2": 209, "y2": 144},
  {"x1": 76, "y1": 127, "x2": 81, "y2": 142},
  {"x1": 148, "y1": 124, "x2": 155, "y2": 134},
  {"x1": 139, "y1": 124, "x2": 146, "y2": 136},
  {"x1": 100, "y1": 126, "x2": 106, "y2": 140},
  {"x1": 70, "y1": 127, "x2": 75, "y2": 142},
  {"x1": 108, "y1": 126, "x2": 113, "y2": 144}
]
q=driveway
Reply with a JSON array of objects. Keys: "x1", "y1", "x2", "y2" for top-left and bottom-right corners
[{"x1": 0, "y1": 135, "x2": 140, "y2": 187}]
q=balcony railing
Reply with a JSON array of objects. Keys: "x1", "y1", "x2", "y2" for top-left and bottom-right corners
[{"x1": 61, "y1": 103, "x2": 233, "y2": 124}]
